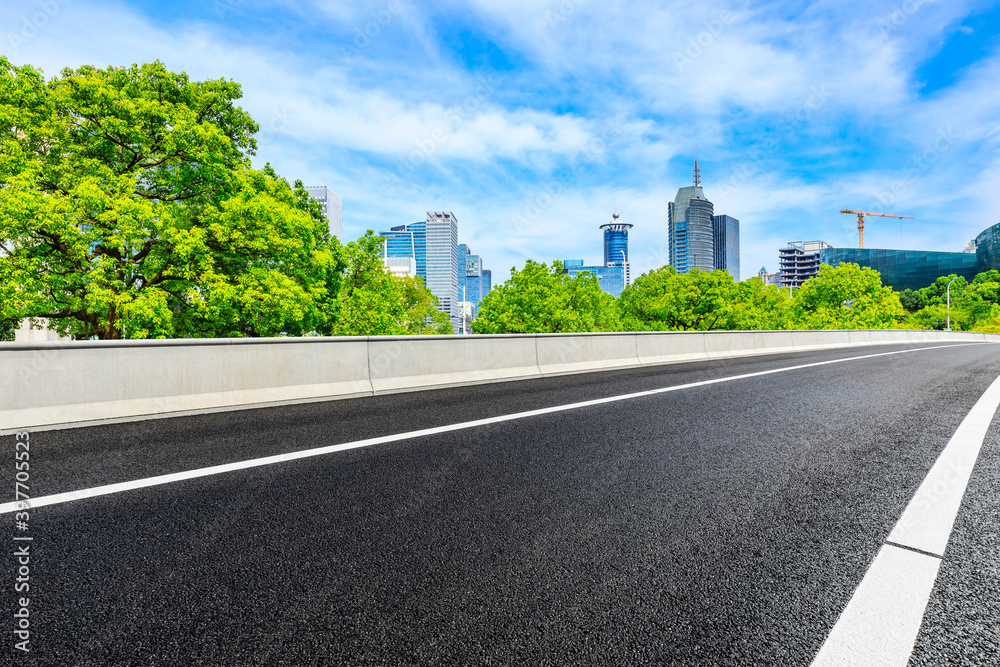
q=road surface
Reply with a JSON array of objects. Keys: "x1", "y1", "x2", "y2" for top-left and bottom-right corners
[{"x1": 3, "y1": 342, "x2": 999, "y2": 665}]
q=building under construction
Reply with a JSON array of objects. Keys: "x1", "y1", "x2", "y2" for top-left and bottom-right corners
[{"x1": 778, "y1": 241, "x2": 831, "y2": 288}]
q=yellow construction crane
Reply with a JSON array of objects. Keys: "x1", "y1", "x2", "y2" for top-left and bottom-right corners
[{"x1": 840, "y1": 209, "x2": 913, "y2": 249}]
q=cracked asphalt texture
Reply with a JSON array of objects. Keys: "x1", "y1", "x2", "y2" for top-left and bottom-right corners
[{"x1": 3, "y1": 343, "x2": 1000, "y2": 665}]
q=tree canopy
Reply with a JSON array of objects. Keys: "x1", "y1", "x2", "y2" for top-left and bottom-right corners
[
  {"x1": 791, "y1": 263, "x2": 906, "y2": 329},
  {"x1": 472, "y1": 260, "x2": 619, "y2": 333},
  {"x1": 0, "y1": 58, "x2": 448, "y2": 339}
]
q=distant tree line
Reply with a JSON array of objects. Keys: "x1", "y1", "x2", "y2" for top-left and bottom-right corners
[{"x1": 473, "y1": 261, "x2": 917, "y2": 334}]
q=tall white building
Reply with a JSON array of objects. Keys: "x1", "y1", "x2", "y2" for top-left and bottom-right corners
[
  {"x1": 305, "y1": 186, "x2": 343, "y2": 241},
  {"x1": 425, "y1": 211, "x2": 460, "y2": 332}
]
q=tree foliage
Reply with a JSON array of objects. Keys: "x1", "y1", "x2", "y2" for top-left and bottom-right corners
[
  {"x1": 791, "y1": 263, "x2": 906, "y2": 329},
  {"x1": 0, "y1": 58, "x2": 454, "y2": 340},
  {"x1": 472, "y1": 260, "x2": 619, "y2": 333},
  {"x1": 332, "y1": 231, "x2": 452, "y2": 336}
]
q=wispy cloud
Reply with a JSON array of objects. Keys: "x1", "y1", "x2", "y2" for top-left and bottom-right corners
[{"x1": 2, "y1": 0, "x2": 998, "y2": 282}]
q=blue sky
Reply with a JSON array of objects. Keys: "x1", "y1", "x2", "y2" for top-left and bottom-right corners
[{"x1": 4, "y1": 0, "x2": 1000, "y2": 282}]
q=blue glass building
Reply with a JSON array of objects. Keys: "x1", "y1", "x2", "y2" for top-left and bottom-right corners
[
  {"x1": 976, "y1": 222, "x2": 1000, "y2": 273},
  {"x1": 458, "y1": 243, "x2": 487, "y2": 307},
  {"x1": 561, "y1": 212, "x2": 632, "y2": 297},
  {"x1": 380, "y1": 211, "x2": 460, "y2": 331},
  {"x1": 713, "y1": 214, "x2": 740, "y2": 281},
  {"x1": 669, "y1": 162, "x2": 740, "y2": 277},
  {"x1": 818, "y1": 247, "x2": 978, "y2": 291},
  {"x1": 562, "y1": 260, "x2": 627, "y2": 297}
]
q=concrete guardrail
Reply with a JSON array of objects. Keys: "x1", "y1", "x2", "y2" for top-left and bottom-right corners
[{"x1": 2, "y1": 330, "x2": 996, "y2": 430}]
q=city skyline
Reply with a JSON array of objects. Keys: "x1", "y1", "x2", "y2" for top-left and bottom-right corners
[{"x1": 5, "y1": 1, "x2": 998, "y2": 284}]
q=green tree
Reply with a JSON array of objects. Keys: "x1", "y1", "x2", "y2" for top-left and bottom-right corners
[
  {"x1": 617, "y1": 266, "x2": 742, "y2": 331},
  {"x1": 792, "y1": 263, "x2": 906, "y2": 329},
  {"x1": 728, "y1": 278, "x2": 796, "y2": 330},
  {"x1": 331, "y1": 231, "x2": 452, "y2": 336},
  {"x1": 472, "y1": 260, "x2": 619, "y2": 334},
  {"x1": 0, "y1": 58, "x2": 340, "y2": 339},
  {"x1": 397, "y1": 274, "x2": 454, "y2": 334},
  {"x1": 898, "y1": 288, "x2": 927, "y2": 313}
]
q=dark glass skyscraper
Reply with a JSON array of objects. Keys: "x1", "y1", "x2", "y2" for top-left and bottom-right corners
[
  {"x1": 713, "y1": 214, "x2": 740, "y2": 281},
  {"x1": 458, "y1": 243, "x2": 486, "y2": 306},
  {"x1": 669, "y1": 161, "x2": 740, "y2": 277},
  {"x1": 669, "y1": 162, "x2": 715, "y2": 273}
]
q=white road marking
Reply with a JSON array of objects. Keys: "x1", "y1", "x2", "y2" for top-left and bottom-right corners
[
  {"x1": 886, "y1": 372, "x2": 1000, "y2": 555},
  {"x1": 812, "y1": 372, "x2": 1000, "y2": 666},
  {"x1": 0, "y1": 344, "x2": 978, "y2": 515},
  {"x1": 811, "y1": 545, "x2": 943, "y2": 666}
]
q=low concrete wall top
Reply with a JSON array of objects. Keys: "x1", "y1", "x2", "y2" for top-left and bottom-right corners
[{"x1": 2, "y1": 330, "x2": 995, "y2": 430}]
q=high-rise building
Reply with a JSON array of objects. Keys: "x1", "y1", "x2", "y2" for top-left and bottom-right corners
[
  {"x1": 602, "y1": 212, "x2": 632, "y2": 287},
  {"x1": 381, "y1": 222, "x2": 426, "y2": 276},
  {"x1": 482, "y1": 269, "x2": 492, "y2": 297},
  {"x1": 668, "y1": 161, "x2": 740, "y2": 276},
  {"x1": 668, "y1": 162, "x2": 715, "y2": 273},
  {"x1": 561, "y1": 212, "x2": 632, "y2": 297},
  {"x1": 458, "y1": 244, "x2": 485, "y2": 306},
  {"x1": 426, "y1": 211, "x2": 460, "y2": 331},
  {"x1": 305, "y1": 186, "x2": 344, "y2": 240},
  {"x1": 713, "y1": 214, "x2": 740, "y2": 281},
  {"x1": 381, "y1": 212, "x2": 460, "y2": 331},
  {"x1": 778, "y1": 241, "x2": 831, "y2": 287}
]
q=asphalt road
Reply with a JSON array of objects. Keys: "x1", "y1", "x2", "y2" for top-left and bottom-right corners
[{"x1": 3, "y1": 343, "x2": 1000, "y2": 665}]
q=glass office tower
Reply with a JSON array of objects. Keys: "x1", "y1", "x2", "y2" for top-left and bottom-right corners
[
  {"x1": 669, "y1": 162, "x2": 716, "y2": 273},
  {"x1": 380, "y1": 211, "x2": 460, "y2": 331},
  {"x1": 305, "y1": 186, "x2": 343, "y2": 240},
  {"x1": 602, "y1": 212, "x2": 632, "y2": 288},
  {"x1": 713, "y1": 214, "x2": 740, "y2": 281}
]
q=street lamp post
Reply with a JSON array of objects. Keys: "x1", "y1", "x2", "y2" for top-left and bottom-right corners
[
  {"x1": 619, "y1": 250, "x2": 628, "y2": 288},
  {"x1": 461, "y1": 285, "x2": 466, "y2": 335},
  {"x1": 946, "y1": 276, "x2": 957, "y2": 331}
]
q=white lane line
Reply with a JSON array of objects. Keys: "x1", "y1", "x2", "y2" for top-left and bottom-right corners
[
  {"x1": 886, "y1": 372, "x2": 1000, "y2": 556},
  {"x1": 811, "y1": 545, "x2": 943, "y2": 667},
  {"x1": 812, "y1": 372, "x2": 1000, "y2": 666},
  {"x1": 0, "y1": 344, "x2": 976, "y2": 515}
]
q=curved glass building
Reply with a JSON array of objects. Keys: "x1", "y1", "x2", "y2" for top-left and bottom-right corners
[
  {"x1": 819, "y1": 247, "x2": 978, "y2": 291},
  {"x1": 976, "y1": 222, "x2": 1000, "y2": 274},
  {"x1": 602, "y1": 212, "x2": 632, "y2": 267},
  {"x1": 668, "y1": 162, "x2": 715, "y2": 273}
]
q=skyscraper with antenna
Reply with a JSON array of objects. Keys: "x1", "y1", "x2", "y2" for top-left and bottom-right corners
[
  {"x1": 668, "y1": 160, "x2": 740, "y2": 278},
  {"x1": 668, "y1": 161, "x2": 715, "y2": 273}
]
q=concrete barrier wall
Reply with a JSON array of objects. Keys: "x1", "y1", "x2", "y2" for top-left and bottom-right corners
[
  {"x1": 2, "y1": 330, "x2": 995, "y2": 430},
  {"x1": 536, "y1": 333, "x2": 641, "y2": 375}
]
